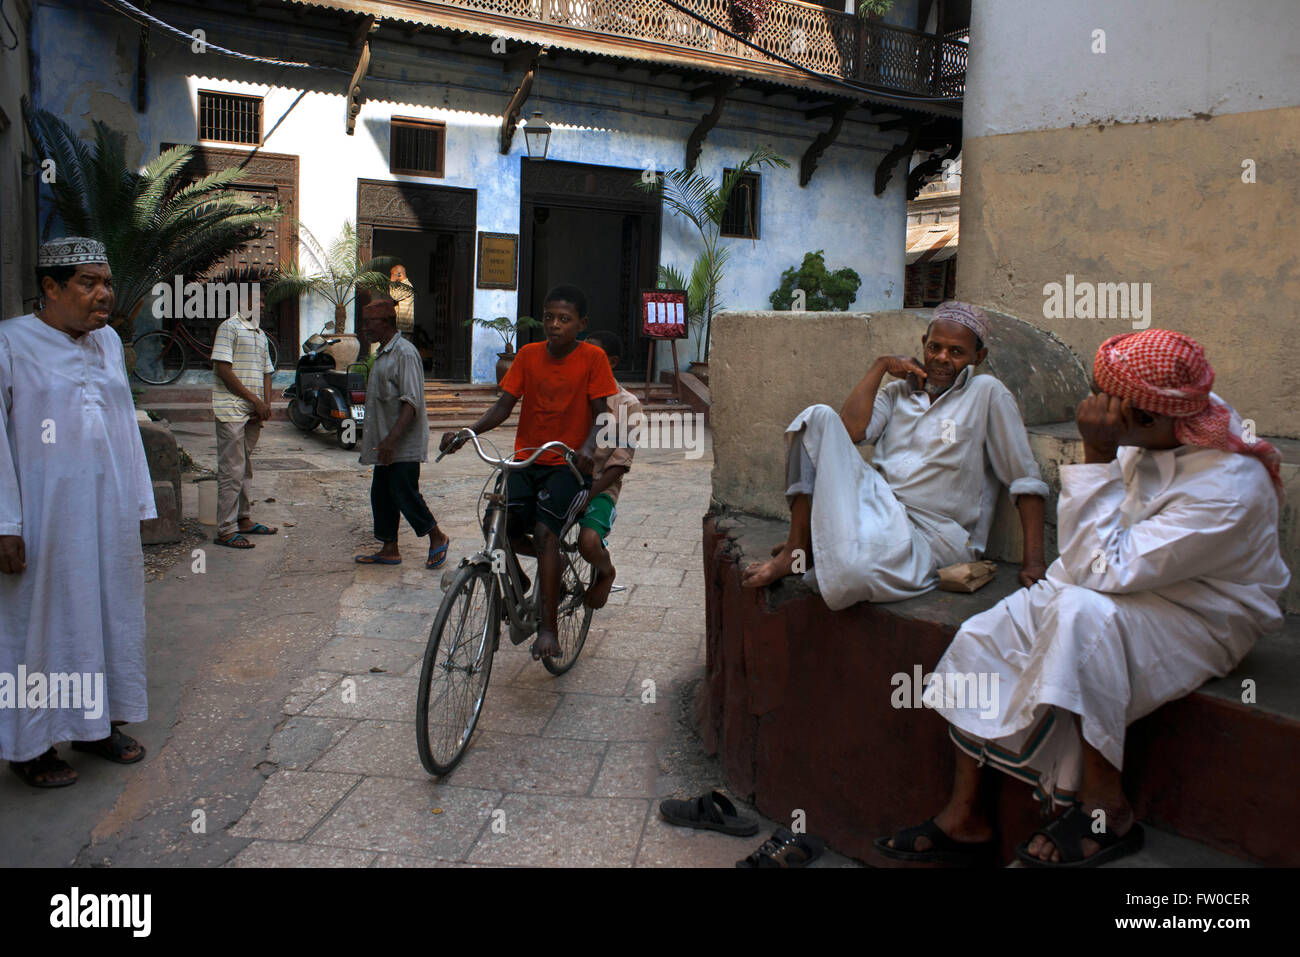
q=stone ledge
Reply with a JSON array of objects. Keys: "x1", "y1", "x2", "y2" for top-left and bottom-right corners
[{"x1": 699, "y1": 508, "x2": 1300, "y2": 865}]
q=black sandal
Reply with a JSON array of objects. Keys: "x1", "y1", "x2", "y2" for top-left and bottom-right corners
[
  {"x1": 9, "y1": 748, "x2": 78, "y2": 788},
  {"x1": 873, "y1": 818, "x2": 998, "y2": 867},
  {"x1": 736, "y1": 828, "x2": 826, "y2": 868},
  {"x1": 659, "y1": 790, "x2": 759, "y2": 836},
  {"x1": 70, "y1": 727, "x2": 145, "y2": 765},
  {"x1": 1015, "y1": 804, "x2": 1144, "y2": 868}
]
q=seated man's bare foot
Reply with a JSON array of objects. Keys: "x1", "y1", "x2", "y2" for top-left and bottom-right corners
[
  {"x1": 585, "y1": 567, "x2": 616, "y2": 609},
  {"x1": 741, "y1": 544, "x2": 803, "y2": 588},
  {"x1": 531, "y1": 629, "x2": 561, "y2": 660},
  {"x1": 1024, "y1": 801, "x2": 1135, "y2": 864}
]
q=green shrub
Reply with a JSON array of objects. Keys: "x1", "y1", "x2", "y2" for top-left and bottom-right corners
[{"x1": 769, "y1": 250, "x2": 861, "y2": 311}]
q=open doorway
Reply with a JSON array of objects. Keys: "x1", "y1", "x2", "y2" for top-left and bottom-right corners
[
  {"x1": 520, "y1": 161, "x2": 660, "y2": 375},
  {"x1": 372, "y1": 228, "x2": 466, "y2": 379}
]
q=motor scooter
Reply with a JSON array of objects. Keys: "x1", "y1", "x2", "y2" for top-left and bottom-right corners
[{"x1": 284, "y1": 335, "x2": 367, "y2": 450}]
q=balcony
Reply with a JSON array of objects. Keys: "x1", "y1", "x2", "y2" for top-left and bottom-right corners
[{"x1": 406, "y1": 0, "x2": 966, "y2": 96}]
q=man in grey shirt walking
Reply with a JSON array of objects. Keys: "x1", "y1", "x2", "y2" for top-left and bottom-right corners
[{"x1": 354, "y1": 298, "x2": 450, "y2": 568}]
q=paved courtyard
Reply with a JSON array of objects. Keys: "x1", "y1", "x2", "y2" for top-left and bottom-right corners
[{"x1": 0, "y1": 417, "x2": 853, "y2": 868}]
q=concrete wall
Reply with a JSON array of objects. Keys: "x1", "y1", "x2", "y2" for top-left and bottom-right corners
[
  {"x1": 31, "y1": 0, "x2": 911, "y2": 380},
  {"x1": 708, "y1": 307, "x2": 1088, "y2": 562},
  {"x1": 959, "y1": 0, "x2": 1300, "y2": 437},
  {"x1": 0, "y1": 0, "x2": 35, "y2": 319}
]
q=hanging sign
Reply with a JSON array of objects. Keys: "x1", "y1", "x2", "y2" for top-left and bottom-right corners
[{"x1": 641, "y1": 290, "x2": 688, "y2": 339}]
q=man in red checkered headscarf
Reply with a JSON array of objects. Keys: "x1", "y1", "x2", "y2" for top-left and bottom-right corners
[{"x1": 880, "y1": 328, "x2": 1290, "y2": 869}]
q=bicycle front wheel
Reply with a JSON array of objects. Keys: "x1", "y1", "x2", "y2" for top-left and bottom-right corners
[
  {"x1": 131, "y1": 330, "x2": 187, "y2": 385},
  {"x1": 416, "y1": 562, "x2": 498, "y2": 776},
  {"x1": 544, "y1": 523, "x2": 595, "y2": 676}
]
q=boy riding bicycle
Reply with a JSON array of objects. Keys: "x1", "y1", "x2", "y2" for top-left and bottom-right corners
[{"x1": 439, "y1": 285, "x2": 618, "y2": 661}]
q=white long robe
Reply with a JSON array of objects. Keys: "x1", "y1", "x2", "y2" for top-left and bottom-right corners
[
  {"x1": 929, "y1": 417, "x2": 1290, "y2": 805},
  {"x1": 0, "y1": 315, "x2": 156, "y2": 762},
  {"x1": 788, "y1": 366, "x2": 1049, "y2": 608}
]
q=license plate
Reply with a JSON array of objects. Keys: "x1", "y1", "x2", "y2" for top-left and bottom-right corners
[{"x1": 351, "y1": 406, "x2": 365, "y2": 421}]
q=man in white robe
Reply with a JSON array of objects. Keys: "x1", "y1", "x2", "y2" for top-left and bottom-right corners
[
  {"x1": 741, "y1": 302, "x2": 1049, "y2": 606},
  {"x1": 0, "y1": 237, "x2": 156, "y2": 787},
  {"x1": 878, "y1": 329, "x2": 1289, "y2": 867}
]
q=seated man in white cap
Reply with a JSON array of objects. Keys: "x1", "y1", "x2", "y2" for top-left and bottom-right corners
[
  {"x1": 741, "y1": 302, "x2": 1049, "y2": 607},
  {"x1": 0, "y1": 237, "x2": 155, "y2": 787}
]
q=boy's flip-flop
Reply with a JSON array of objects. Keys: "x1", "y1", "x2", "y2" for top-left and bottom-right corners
[
  {"x1": 426, "y1": 538, "x2": 450, "y2": 569},
  {"x1": 659, "y1": 790, "x2": 759, "y2": 836},
  {"x1": 9, "y1": 748, "x2": 78, "y2": 788},
  {"x1": 736, "y1": 828, "x2": 826, "y2": 868},
  {"x1": 355, "y1": 553, "x2": 402, "y2": 565},
  {"x1": 874, "y1": 818, "x2": 999, "y2": 867},
  {"x1": 243, "y1": 523, "x2": 277, "y2": 535},
  {"x1": 1014, "y1": 803, "x2": 1145, "y2": 868},
  {"x1": 214, "y1": 534, "x2": 254, "y2": 549},
  {"x1": 70, "y1": 728, "x2": 145, "y2": 765}
]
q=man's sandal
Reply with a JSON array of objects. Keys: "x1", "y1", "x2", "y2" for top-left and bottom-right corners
[
  {"x1": 9, "y1": 748, "x2": 78, "y2": 788},
  {"x1": 426, "y1": 538, "x2": 450, "y2": 569},
  {"x1": 873, "y1": 818, "x2": 999, "y2": 867},
  {"x1": 736, "y1": 827, "x2": 826, "y2": 868},
  {"x1": 242, "y1": 523, "x2": 277, "y2": 535},
  {"x1": 214, "y1": 534, "x2": 254, "y2": 549},
  {"x1": 70, "y1": 728, "x2": 145, "y2": 765},
  {"x1": 1015, "y1": 803, "x2": 1145, "y2": 868},
  {"x1": 354, "y1": 553, "x2": 401, "y2": 565},
  {"x1": 659, "y1": 790, "x2": 759, "y2": 836}
]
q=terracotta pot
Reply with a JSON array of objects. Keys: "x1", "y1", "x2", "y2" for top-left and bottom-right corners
[
  {"x1": 495, "y1": 350, "x2": 515, "y2": 385},
  {"x1": 325, "y1": 333, "x2": 361, "y2": 369}
]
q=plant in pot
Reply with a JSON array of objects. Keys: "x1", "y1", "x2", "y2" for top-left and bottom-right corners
[
  {"x1": 768, "y1": 250, "x2": 862, "y2": 312},
  {"x1": 23, "y1": 105, "x2": 282, "y2": 367},
  {"x1": 656, "y1": 263, "x2": 708, "y2": 382},
  {"x1": 264, "y1": 220, "x2": 399, "y2": 368},
  {"x1": 465, "y1": 315, "x2": 544, "y2": 384},
  {"x1": 636, "y1": 146, "x2": 789, "y2": 374}
]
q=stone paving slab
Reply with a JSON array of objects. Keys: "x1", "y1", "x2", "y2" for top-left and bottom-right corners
[
  {"x1": 466, "y1": 794, "x2": 649, "y2": 867},
  {"x1": 543, "y1": 693, "x2": 670, "y2": 742},
  {"x1": 310, "y1": 719, "x2": 430, "y2": 780},
  {"x1": 230, "y1": 770, "x2": 360, "y2": 841},
  {"x1": 226, "y1": 841, "x2": 377, "y2": 868},
  {"x1": 447, "y1": 731, "x2": 606, "y2": 796},
  {"x1": 302, "y1": 673, "x2": 420, "y2": 721}
]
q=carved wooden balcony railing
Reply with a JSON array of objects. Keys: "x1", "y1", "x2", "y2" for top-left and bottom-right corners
[{"x1": 435, "y1": 0, "x2": 965, "y2": 96}]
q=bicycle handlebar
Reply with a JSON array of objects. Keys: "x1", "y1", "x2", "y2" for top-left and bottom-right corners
[{"x1": 436, "y1": 429, "x2": 583, "y2": 482}]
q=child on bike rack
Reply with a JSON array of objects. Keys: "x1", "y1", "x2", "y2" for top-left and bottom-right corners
[
  {"x1": 439, "y1": 285, "x2": 619, "y2": 661},
  {"x1": 576, "y1": 330, "x2": 643, "y2": 610}
]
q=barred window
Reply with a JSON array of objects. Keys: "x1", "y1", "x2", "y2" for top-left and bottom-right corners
[
  {"x1": 720, "y1": 171, "x2": 760, "y2": 239},
  {"x1": 198, "y1": 91, "x2": 262, "y2": 145},
  {"x1": 390, "y1": 118, "x2": 446, "y2": 177}
]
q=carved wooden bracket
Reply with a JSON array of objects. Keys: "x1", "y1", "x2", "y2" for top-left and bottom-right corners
[
  {"x1": 345, "y1": 16, "x2": 375, "y2": 136},
  {"x1": 500, "y1": 47, "x2": 544, "y2": 155},
  {"x1": 799, "y1": 104, "x2": 848, "y2": 187},
  {"x1": 873, "y1": 124, "x2": 921, "y2": 196},
  {"x1": 685, "y1": 80, "x2": 736, "y2": 172},
  {"x1": 906, "y1": 141, "x2": 960, "y2": 200}
]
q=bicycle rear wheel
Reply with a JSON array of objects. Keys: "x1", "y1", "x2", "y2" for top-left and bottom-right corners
[
  {"x1": 543, "y1": 523, "x2": 595, "y2": 676},
  {"x1": 416, "y1": 562, "x2": 498, "y2": 775},
  {"x1": 131, "y1": 330, "x2": 187, "y2": 385}
]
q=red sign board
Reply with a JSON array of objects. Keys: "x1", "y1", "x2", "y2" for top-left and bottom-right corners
[{"x1": 641, "y1": 290, "x2": 688, "y2": 340}]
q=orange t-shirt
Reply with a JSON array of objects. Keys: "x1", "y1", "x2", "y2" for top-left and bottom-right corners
[{"x1": 500, "y1": 341, "x2": 619, "y2": 466}]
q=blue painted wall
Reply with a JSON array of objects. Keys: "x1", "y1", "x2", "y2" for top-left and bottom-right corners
[{"x1": 34, "y1": 0, "x2": 912, "y2": 380}]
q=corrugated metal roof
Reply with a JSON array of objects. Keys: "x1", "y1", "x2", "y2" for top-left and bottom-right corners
[
  {"x1": 905, "y1": 223, "x2": 958, "y2": 264},
  {"x1": 282, "y1": 0, "x2": 959, "y2": 117}
]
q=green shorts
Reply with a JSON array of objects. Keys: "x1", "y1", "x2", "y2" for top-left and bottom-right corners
[{"x1": 578, "y1": 491, "x2": 617, "y2": 544}]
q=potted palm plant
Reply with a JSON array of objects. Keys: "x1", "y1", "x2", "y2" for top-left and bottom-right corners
[
  {"x1": 465, "y1": 315, "x2": 544, "y2": 383},
  {"x1": 636, "y1": 146, "x2": 789, "y2": 369},
  {"x1": 264, "y1": 220, "x2": 398, "y2": 367},
  {"x1": 23, "y1": 105, "x2": 282, "y2": 351}
]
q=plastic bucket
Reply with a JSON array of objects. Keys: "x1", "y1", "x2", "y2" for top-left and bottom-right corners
[{"x1": 196, "y1": 476, "x2": 218, "y2": 526}]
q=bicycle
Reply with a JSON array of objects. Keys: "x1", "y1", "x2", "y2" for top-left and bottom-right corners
[
  {"x1": 415, "y1": 430, "x2": 597, "y2": 776},
  {"x1": 131, "y1": 318, "x2": 279, "y2": 385}
]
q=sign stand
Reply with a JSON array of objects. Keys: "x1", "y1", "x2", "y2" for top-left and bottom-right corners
[{"x1": 641, "y1": 289, "x2": 688, "y2": 405}]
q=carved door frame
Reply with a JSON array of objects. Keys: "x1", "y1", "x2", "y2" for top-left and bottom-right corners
[
  {"x1": 174, "y1": 146, "x2": 299, "y2": 363},
  {"x1": 356, "y1": 179, "x2": 477, "y2": 380},
  {"x1": 519, "y1": 160, "x2": 662, "y2": 372}
]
